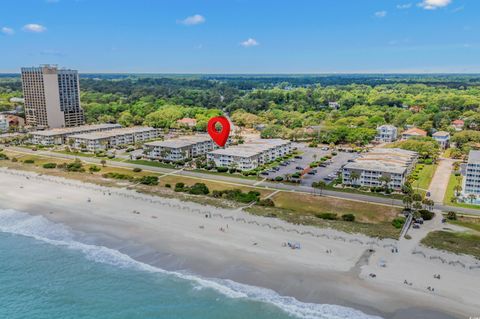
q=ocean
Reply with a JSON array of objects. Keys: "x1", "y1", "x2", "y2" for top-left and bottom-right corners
[{"x1": 0, "y1": 208, "x2": 381, "y2": 319}]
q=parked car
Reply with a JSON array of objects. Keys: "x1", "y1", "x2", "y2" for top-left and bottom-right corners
[
  {"x1": 321, "y1": 147, "x2": 329, "y2": 151},
  {"x1": 319, "y1": 163, "x2": 327, "y2": 167},
  {"x1": 295, "y1": 166, "x2": 304, "y2": 170},
  {"x1": 307, "y1": 171, "x2": 316, "y2": 175},
  {"x1": 294, "y1": 156, "x2": 303, "y2": 159},
  {"x1": 412, "y1": 223, "x2": 420, "y2": 229},
  {"x1": 260, "y1": 172, "x2": 269, "y2": 176}
]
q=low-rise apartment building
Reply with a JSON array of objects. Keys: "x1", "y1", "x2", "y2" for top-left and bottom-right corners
[
  {"x1": 432, "y1": 131, "x2": 450, "y2": 149},
  {"x1": 342, "y1": 148, "x2": 418, "y2": 190},
  {"x1": 463, "y1": 150, "x2": 480, "y2": 196},
  {"x1": 375, "y1": 125, "x2": 397, "y2": 143},
  {"x1": 0, "y1": 115, "x2": 9, "y2": 132},
  {"x1": 70, "y1": 127, "x2": 158, "y2": 152},
  {"x1": 401, "y1": 127, "x2": 427, "y2": 140},
  {"x1": 207, "y1": 139, "x2": 293, "y2": 171},
  {"x1": 31, "y1": 124, "x2": 122, "y2": 146},
  {"x1": 143, "y1": 135, "x2": 215, "y2": 162}
]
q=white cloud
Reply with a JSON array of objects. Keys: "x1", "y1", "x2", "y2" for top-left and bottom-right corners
[
  {"x1": 418, "y1": 0, "x2": 452, "y2": 10},
  {"x1": 1, "y1": 27, "x2": 14, "y2": 35},
  {"x1": 240, "y1": 38, "x2": 259, "y2": 47},
  {"x1": 396, "y1": 3, "x2": 412, "y2": 9},
  {"x1": 374, "y1": 11, "x2": 387, "y2": 18},
  {"x1": 178, "y1": 14, "x2": 205, "y2": 26},
  {"x1": 22, "y1": 24, "x2": 47, "y2": 33}
]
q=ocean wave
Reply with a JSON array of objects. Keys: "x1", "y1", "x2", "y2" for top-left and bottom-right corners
[{"x1": 0, "y1": 209, "x2": 382, "y2": 319}]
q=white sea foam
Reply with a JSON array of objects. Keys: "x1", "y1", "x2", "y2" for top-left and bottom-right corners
[{"x1": 0, "y1": 209, "x2": 382, "y2": 319}]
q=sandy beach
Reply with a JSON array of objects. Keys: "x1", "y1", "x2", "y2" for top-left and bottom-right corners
[{"x1": 0, "y1": 167, "x2": 479, "y2": 319}]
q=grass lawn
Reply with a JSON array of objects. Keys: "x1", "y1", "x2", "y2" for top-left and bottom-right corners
[
  {"x1": 448, "y1": 215, "x2": 480, "y2": 233},
  {"x1": 53, "y1": 150, "x2": 98, "y2": 158},
  {"x1": 412, "y1": 163, "x2": 437, "y2": 191},
  {"x1": 326, "y1": 183, "x2": 405, "y2": 200},
  {"x1": 254, "y1": 191, "x2": 403, "y2": 239},
  {"x1": 444, "y1": 173, "x2": 480, "y2": 210},
  {"x1": 190, "y1": 168, "x2": 260, "y2": 181},
  {"x1": 124, "y1": 159, "x2": 176, "y2": 169},
  {"x1": 421, "y1": 230, "x2": 480, "y2": 259}
]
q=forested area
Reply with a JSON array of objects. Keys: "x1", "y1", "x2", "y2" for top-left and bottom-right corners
[{"x1": 2, "y1": 74, "x2": 480, "y2": 153}]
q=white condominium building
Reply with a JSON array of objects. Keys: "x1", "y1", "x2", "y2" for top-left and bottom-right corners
[
  {"x1": 375, "y1": 125, "x2": 397, "y2": 143},
  {"x1": 432, "y1": 131, "x2": 450, "y2": 149},
  {"x1": 0, "y1": 115, "x2": 8, "y2": 132},
  {"x1": 342, "y1": 148, "x2": 418, "y2": 190},
  {"x1": 143, "y1": 135, "x2": 215, "y2": 162},
  {"x1": 21, "y1": 65, "x2": 85, "y2": 128},
  {"x1": 31, "y1": 124, "x2": 122, "y2": 146},
  {"x1": 464, "y1": 150, "x2": 480, "y2": 196},
  {"x1": 70, "y1": 127, "x2": 158, "y2": 152},
  {"x1": 207, "y1": 139, "x2": 293, "y2": 171}
]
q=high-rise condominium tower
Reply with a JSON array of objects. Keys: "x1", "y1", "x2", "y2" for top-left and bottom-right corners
[{"x1": 21, "y1": 65, "x2": 85, "y2": 128}]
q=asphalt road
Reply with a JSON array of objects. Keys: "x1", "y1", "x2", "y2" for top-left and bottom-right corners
[{"x1": 5, "y1": 146, "x2": 480, "y2": 216}]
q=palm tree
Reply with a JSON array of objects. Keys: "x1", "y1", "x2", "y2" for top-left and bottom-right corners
[
  {"x1": 349, "y1": 171, "x2": 360, "y2": 186},
  {"x1": 468, "y1": 194, "x2": 477, "y2": 204},
  {"x1": 100, "y1": 159, "x2": 106, "y2": 167},
  {"x1": 402, "y1": 195, "x2": 413, "y2": 209},
  {"x1": 313, "y1": 180, "x2": 327, "y2": 195},
  {"x1": 378, "y1": 175, "x2": 392, "y2": 191},
  {"x1": 453, "y1": 184, "x2": 463, "y2": 197}
]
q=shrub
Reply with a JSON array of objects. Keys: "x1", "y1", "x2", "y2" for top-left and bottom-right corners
[
  {"x1": 24, "y1": 159, "x2": 35, "y2": 164},
  {"x1": 274, "y1": 176, "x2": 284, "y2": 181},
  {"x1": 217, "y1": 167, "x2": 229, "y2": 173},
  {"x1": 341, "y1": 214, "x2": 355, "y2": 222},
  {"x1": 392, "y1": 218, "x2": 405, "y2": 229},
  {"x1": 42, "y1": 163, "x2": 57, "y2": 169},
  {"x1": 174, "y1": 182, "x2": 186, "y2": 192},
  {"x1": 0, "y1": 153, "x2": 9, "y2": 160},
  {"x1": 446, "y1": 211, "x2": 457, "y2": 220},
  {"x1": 165, "y1": 183, "x2": 171, "y2": 188},
  {"x1": 132, "y1": 167, "x2": 142, "y2": 173},
  {"x1": 404, "y1": 234, "x2": 412, "y2": 240},
  {"x1": 65, "y1": 159, "x2": 85, "y2": 172},
  {"x1": 102, "y1": 172, "x2": 133, "y2": 180},
  {"x1": 424, "y1": 158, "x2": 433, "y2": 164},
  {"x1": 11, "y1": 157, "x2": 18, "y2": 162},
  {"x1": 257, "y1": 198, "x2": 275, "y2": 207},
  {"x1": 418, "y1": 209, "x2": 434, "y2": 221},
  {"x1": 89, "y1": 165, "x2": 101, "y2": 172},
  {"x1": 228, "y1": 168, "x2": 236, "y2": 174},
  {"x1": 211, "y1": 190, "x2": 223, "y2": 198},
  {"x1": 315, "y1": 213, "x2": 338, "y2": 220},
  {"x1": 138, "y1": 176, "x2": 158, "y2": 186},
  {"x1": 188, "y1": 183, "x2": 210, "y2": 195}
]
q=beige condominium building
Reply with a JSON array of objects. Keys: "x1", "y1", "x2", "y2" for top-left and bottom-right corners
[
  {"x1": 21, "y1": 65, "x2": 85, "y2": 128},
  {"x1": 70, "y1": 127, "x2": 158, "y2": 152},
  {"x1": 342, "y1": 148, "x2": 418, "y2": 190}
]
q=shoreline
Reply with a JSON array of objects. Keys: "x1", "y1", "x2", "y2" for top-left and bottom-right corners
[{"x1": 0, "y1": 168, "x2": 478, "y2": 319}]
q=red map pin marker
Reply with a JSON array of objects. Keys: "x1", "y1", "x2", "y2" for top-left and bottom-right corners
[{"x1": 207, "y1": 116, "x2": 231, "y2": 147}]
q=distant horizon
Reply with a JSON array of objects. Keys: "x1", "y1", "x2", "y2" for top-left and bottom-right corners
[{"x1": 2, "y1": 71, "x2": 480, "y2": 76}]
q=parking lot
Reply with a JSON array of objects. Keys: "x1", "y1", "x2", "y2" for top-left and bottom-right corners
[{"x1": 261, "y1": 143, "x2": 358, "y2": 186}]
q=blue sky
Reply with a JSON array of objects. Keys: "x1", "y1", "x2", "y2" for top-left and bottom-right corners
[{"x1": 0, "y1": 0, "x2": 478, "y2": 73}]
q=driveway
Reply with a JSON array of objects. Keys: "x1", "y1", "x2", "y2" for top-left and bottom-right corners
[{"x1": 429, "y1": 158, "x2": 454, "y2": 204}]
